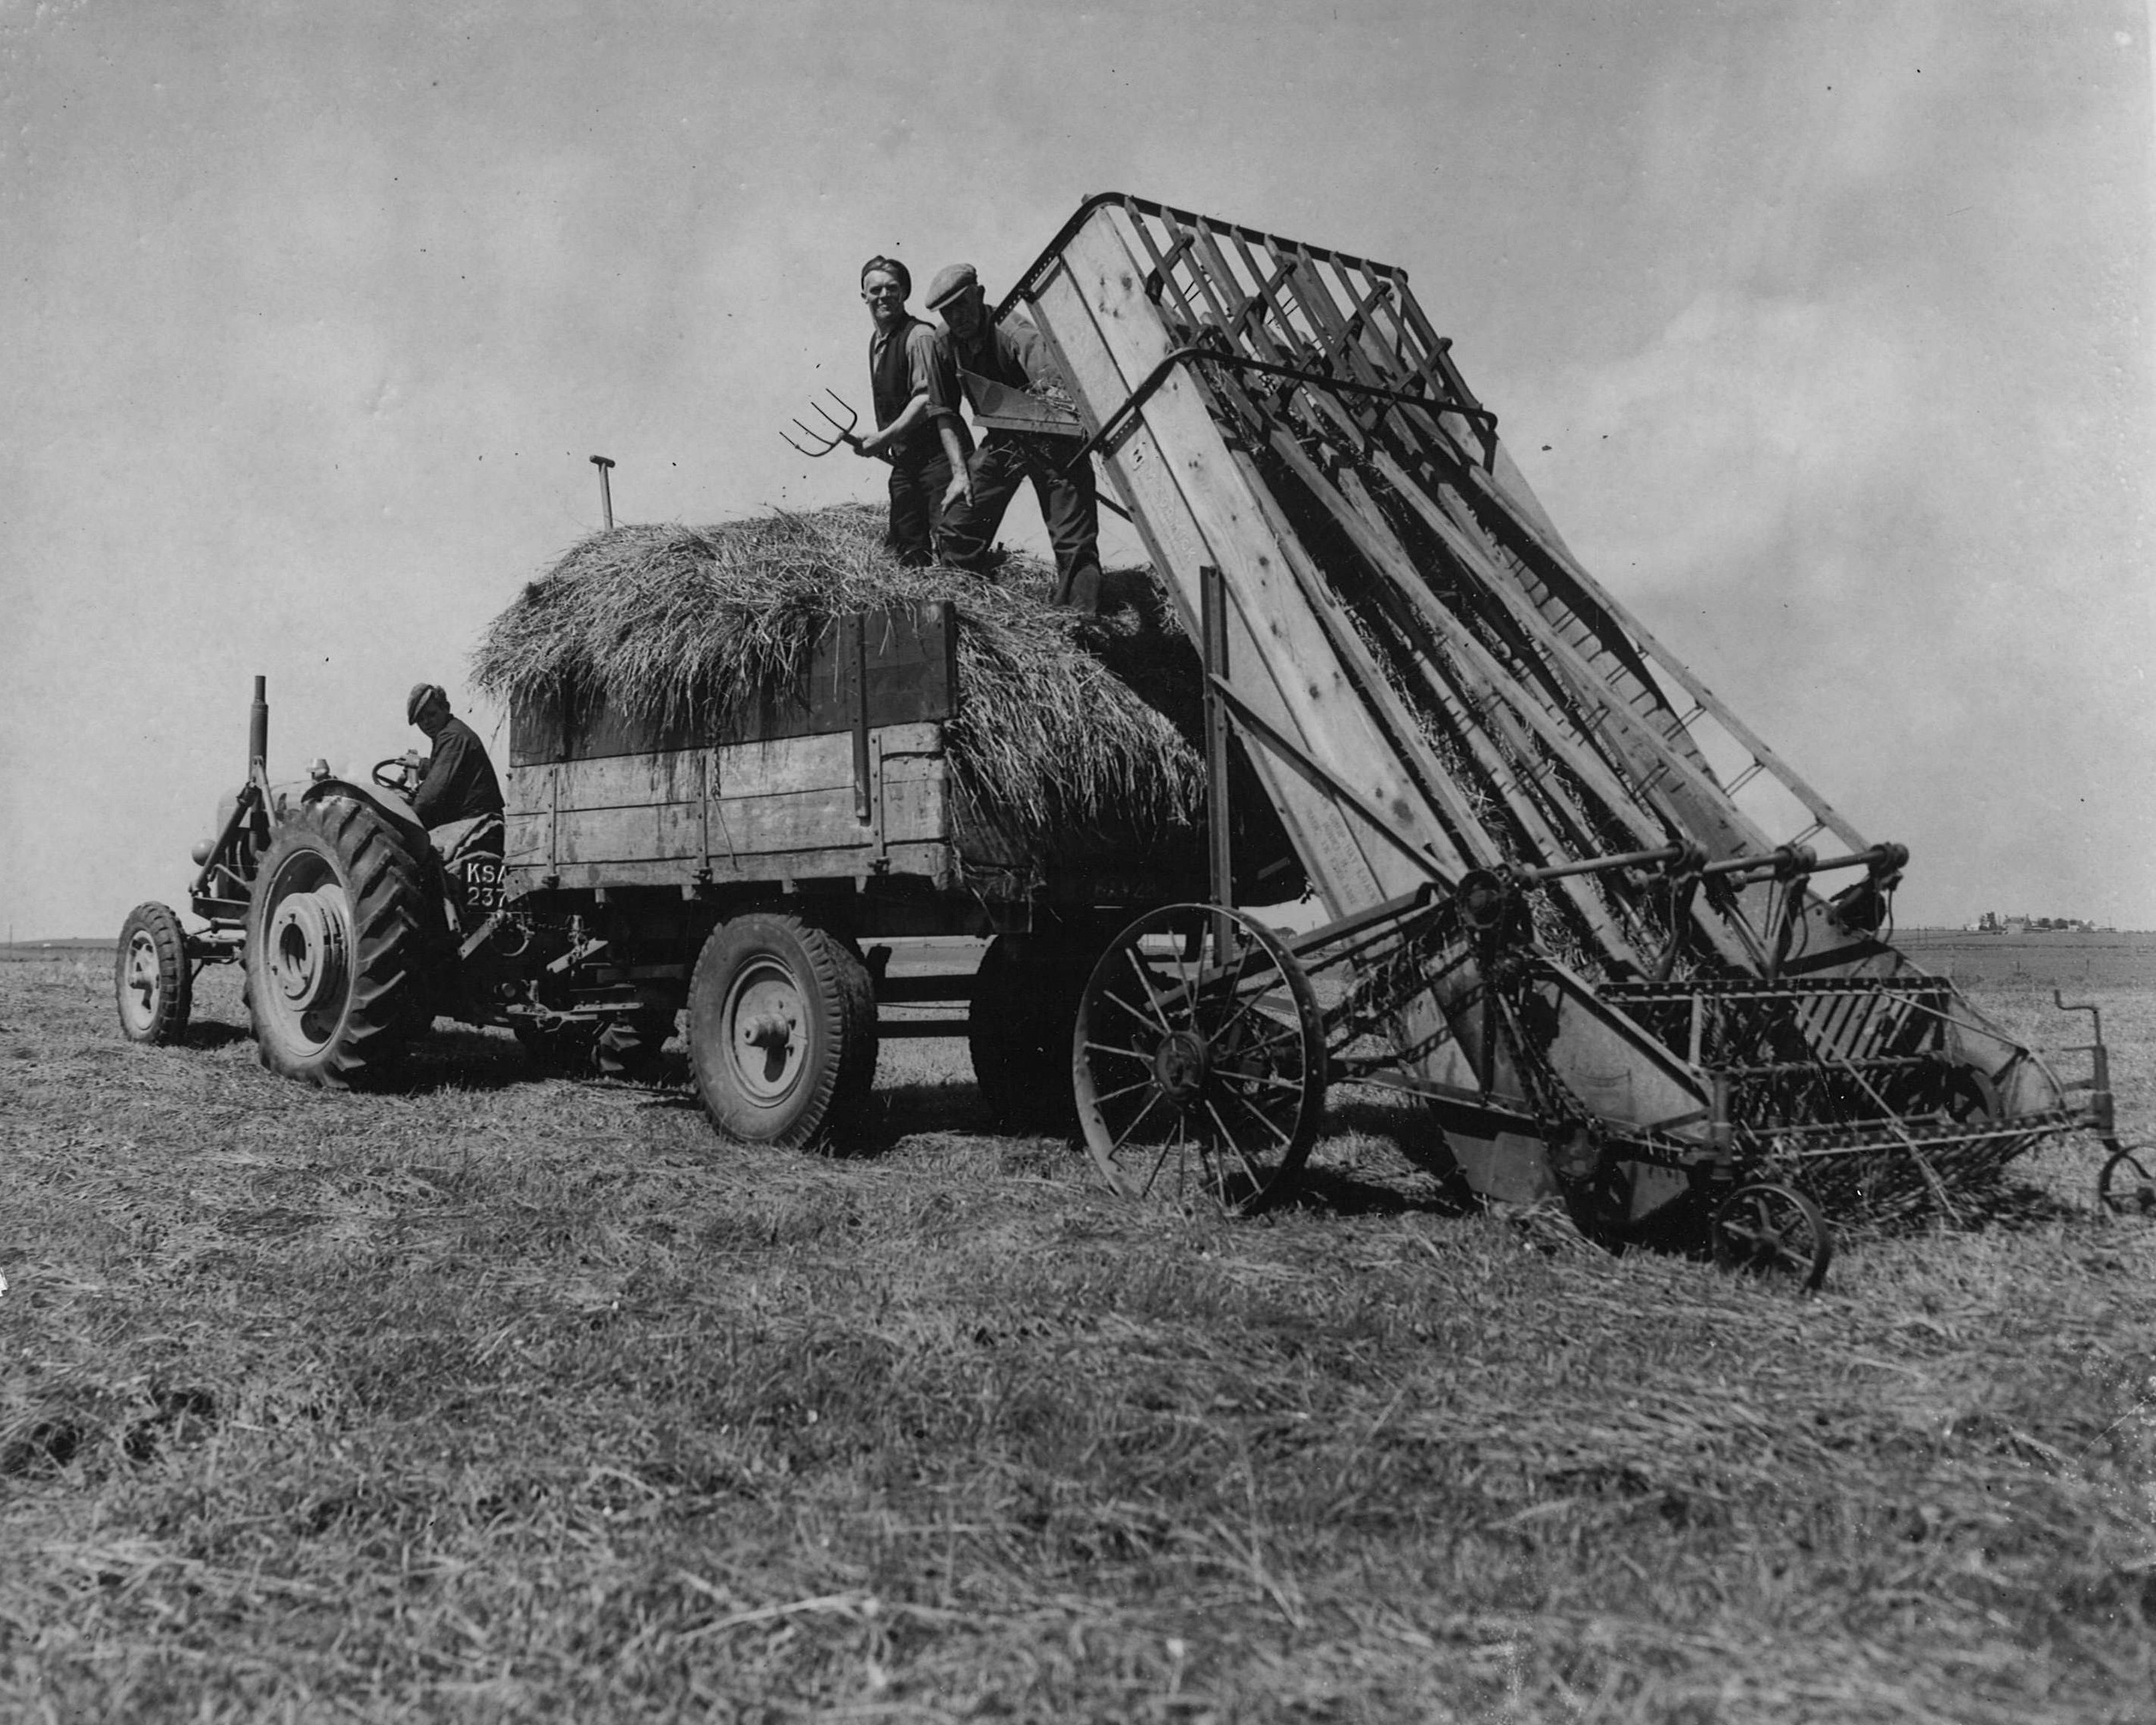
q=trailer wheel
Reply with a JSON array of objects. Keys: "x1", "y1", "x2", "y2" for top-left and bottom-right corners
[
  {"x1": 688, "y1": 913, "x2": 877, "y2": 1151},
  {"x1": 245, "y1": 797, "x2": 435, "y2": 1088},
  {"x1": 969, "y1": 933, "x2": 1097, "y2": 1129},
  {"x1": 1711, "y1": 1180, "x2": 1831, "y2": 1291},
  {"x1": 115, "y1": 902, "x2": 192, "y2": 1045},
  {"x1": 1075, "y1": 904, "x2": 1326, "y2": 1215}
]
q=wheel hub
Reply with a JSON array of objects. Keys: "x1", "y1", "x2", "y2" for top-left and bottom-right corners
[
  {"x1": 266, "y1": 886, "x2": 351, "y2": 1013},
  {"x1": 1152, "y1": 1029, "x2": 1211, "y2": 1105},
  {"x1": 728, "y1": 968, "x2": 806, "y2": 1101},
  {"x1": 125, "y1": 936, "x2": 159, "y2": 1009}
]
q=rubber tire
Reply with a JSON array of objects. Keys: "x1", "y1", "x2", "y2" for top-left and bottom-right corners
[
  {"x1": 115, "y1": 902, "x2": 192, "y2": 1045},
  {"x1": 244, "y1": 797, "x2": 437, "y2": 1088},
  {"x1": 968, "y1": 934, "x2": 1096, "y2": 1130},
  {"x1": 596, "y1": 1009, "x2": 678, "y2": 1082},
  {"x1": 688, "y1": 913, "x2": 877, "y2": 1151}
]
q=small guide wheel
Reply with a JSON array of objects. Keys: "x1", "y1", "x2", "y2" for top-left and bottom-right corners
[
  {"x1": 2097, "y1": 1145, "x2": 2156, "y2": 1218},
  {"x1": 1073, "y1": 903, "x2": 1326, "y2": 1215},
  {"x1": 115, "y1": 902, "x2": 192, "y2": 1045},
  {"x1": 1711, "y1": 1180, "x2": 1832, "y2": 1291}
]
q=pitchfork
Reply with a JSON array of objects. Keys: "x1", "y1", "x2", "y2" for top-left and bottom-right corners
[{"x1": 781, "y1": 390, "x2": 868, "y2": 458}]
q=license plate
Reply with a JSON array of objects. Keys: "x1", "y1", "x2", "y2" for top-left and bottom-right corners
[{"x1": 465, "y1": 860, "x2": 505, "y2": 911}]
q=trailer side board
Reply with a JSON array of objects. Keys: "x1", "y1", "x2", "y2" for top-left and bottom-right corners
[{"x1": 505, "y1": 722, "x2": 956, "y2": 892}]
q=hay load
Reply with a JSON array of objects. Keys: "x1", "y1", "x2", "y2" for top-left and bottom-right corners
[{"x1": 470, "y1": 502, "x2": 1211, "y2": 866}]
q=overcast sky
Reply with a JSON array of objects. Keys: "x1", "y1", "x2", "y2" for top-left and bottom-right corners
[{"x1": 2, "y1": 0, "x2": 2150, "y2": 938}]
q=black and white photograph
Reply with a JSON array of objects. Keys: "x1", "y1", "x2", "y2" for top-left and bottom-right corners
[{"x1": 2, "y1": 3, "x2": 2151, "y2": 1719}]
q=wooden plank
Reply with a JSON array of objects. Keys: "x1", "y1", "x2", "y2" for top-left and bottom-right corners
[
  {"x1": 1031, "y1": 249, "x2": 1384, "y2": 907},
  {"x1": 505, "y1": 724, "x2": 943, "y2": 816},
  {"x1": 543, "y1": 783, "x2": 924, "y2": 866},
  {"x1": 507, "y1": 601, "x2": 957, "y2": 765},
  {"x1": 504, "y1": 724, "x2": 949, "y2": 875},
  {"x1": 1034, "y1": 208, "x2": 1466, "y2": 918},
  {"x1": 506, "y1": 839, "x2": 959, "y2": 894},
  {"x1": 513, "y1": 769, "x2": 945, "y2": 869}
]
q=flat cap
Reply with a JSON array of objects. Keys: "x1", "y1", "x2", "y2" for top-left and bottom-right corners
[
  {"x1": 925, "y1": 263, "x2": 979, "y2": 308},
  {"x1": 406, "y1": 682, "x2": 446, "y2": 724}
]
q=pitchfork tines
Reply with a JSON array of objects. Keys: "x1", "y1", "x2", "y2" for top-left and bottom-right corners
[{"x1": 781, "y1": 390, "x2": 863, "y2": 458}]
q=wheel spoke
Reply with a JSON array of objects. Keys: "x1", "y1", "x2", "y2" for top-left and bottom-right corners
[
  {"x1": 1195, "y1": 940, "x2": 1266, "y2": 1041},
  {"x1": 1117, "y1": 951, "x2": 1179, "y2": 1035},
  {"x1": 1203, "y1": 1098, "x2": 1270, "y2": 1197},
  {"x1": 1219, "y1": 1082, "x2": 1294, "y2": 1148},
  {"x1": 1162, "y1": 1115, "x2": 1190, "y2": 1200},
  {"x1": 1088, "y1": 1073, "x2": 1159, "y2": 1107},
  {"x1": 1170, "y1": 931, "x2": 1198, "y2": 1024},
  {"x1": 1082, "y1": 1040, "x2": 1155, "y2": 1065},
  {"x1": 1108, "y1": 1089, "x2": 1170, "y2": 1155},
  {"x1": 1208, "y1": 974, "x2": 1289, "y2": 1049}
]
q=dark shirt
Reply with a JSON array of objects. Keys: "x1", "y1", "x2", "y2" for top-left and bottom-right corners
[
  {"x1": 413, "y1": 715, "x2": 504, "y2": 829},
  {"x1": 950, "y1": 313, "x2": 1081, "y2": 435},
  {"x1": 951, "y1": 312, "x2": 1052, "y2": 395},
  {"x1": 868, "y1": 314, "x2": 967, "y2": 466}
]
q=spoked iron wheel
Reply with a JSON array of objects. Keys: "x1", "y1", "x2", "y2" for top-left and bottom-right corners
[
  {"x1": 1074, "y1": 904, "x2": 1326, "y2": 1215},
  {"x1": 2097, "y1": 1145, "x2": 2156, "y2": 1218},
  {"x1": 1711, "y1": 1180, "x2": 1832, "y2": 1291}
]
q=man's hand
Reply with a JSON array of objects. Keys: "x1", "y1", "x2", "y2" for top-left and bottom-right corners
[
  {"x1": 853, "y1": 430, "x2": 882, "y2": 460},
  {"x1": 942, "y1": 466, "x2": 974, "y2": 510}
]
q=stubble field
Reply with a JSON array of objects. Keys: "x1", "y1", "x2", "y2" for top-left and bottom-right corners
[{"x1": 1, "y1": 944, "x2": 2152, "y2": 1723}]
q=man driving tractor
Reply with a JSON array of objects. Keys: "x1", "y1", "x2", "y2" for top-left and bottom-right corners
[{"x1": 405, "y1": 682, "x2": 505, "y2": 884}]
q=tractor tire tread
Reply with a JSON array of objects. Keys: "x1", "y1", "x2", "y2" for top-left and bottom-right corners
[
  {"x1": 247, "y1": 797, "x2": 436, "y2": 1089},
  {"x1": 115, "y1": 902, "x2": 192, "y2": 1046}
]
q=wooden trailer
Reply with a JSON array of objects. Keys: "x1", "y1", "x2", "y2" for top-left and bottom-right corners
[{"x1": 492, "y1": 595, "x2": 1288, "y2": 1144}]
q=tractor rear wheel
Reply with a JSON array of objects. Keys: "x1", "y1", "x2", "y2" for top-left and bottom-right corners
[
  {"x1": 115, "y1": 902, "x2": 192, "y2": 1045},
  {"x1": 688, "y1": 913, "x2": 876, "y2": 1151},
  {"x1": 245, "y1": 797, "x2": 438, "y2": 1088}
]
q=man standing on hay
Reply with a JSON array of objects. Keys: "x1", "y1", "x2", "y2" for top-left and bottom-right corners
[
  {"x1": 925, "y1": 263, "x2": 1104, "y2": 616},
  {"x1": 851, "y1": 256, "x2": 973, "y2": 567}
]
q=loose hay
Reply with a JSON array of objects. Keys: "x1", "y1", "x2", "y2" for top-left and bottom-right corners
[{"x1": 469, "y1": 504, "x2": 1205, "y2": 856}]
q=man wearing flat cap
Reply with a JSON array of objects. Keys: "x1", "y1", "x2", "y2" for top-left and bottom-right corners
[
  {"x1": 406, "y1": 683, "x2": 505, "y2": 869},
  {"x1": 927, "y1": 263, "x2": 1103, "y2": 615},
  {"x1": 852, "y1": 255, "x2": 973, "y2": 566}
]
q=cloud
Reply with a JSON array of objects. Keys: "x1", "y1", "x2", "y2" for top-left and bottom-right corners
[{"x1": 1507, "y1": 287, "x2": 1920, "y2": 599}]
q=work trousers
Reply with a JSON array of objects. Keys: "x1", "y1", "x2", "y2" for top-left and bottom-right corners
[
  {"x1": 939, "y1": 434, "x2": 1102, "y2": 613},
  {"x1": 885, "y1": 453, "x2": 954, "y2": 568}
]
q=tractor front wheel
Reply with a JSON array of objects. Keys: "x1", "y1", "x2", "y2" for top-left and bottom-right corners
[
  {"x1": 115, "y1": 902, "x2": 192, "y2": 1045},
  {"x1": 245, "y1": 797, "x2": 438, "y2": 1088},
  {"x1": 688, "y1": 913, "x2": 876, "y2": 1151}
]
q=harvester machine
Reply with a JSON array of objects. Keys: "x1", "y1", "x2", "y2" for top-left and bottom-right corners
[{"x1": 1017, "y1": 194, "x2": 2146, "y2": 1279}]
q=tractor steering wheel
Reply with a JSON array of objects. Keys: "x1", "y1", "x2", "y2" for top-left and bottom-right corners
[{"x1": 373, "y1": 756, "x2": 421, "y2": 795}]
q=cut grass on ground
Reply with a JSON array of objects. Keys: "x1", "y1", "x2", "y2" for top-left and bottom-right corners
[{"x1": 2, "y1": 958, "x2": 2152, "y2": 1722}]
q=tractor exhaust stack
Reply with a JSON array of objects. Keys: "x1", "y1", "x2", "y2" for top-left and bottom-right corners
[{"x1": 248, "y1": 676, "x2": 268, "y2": 776}]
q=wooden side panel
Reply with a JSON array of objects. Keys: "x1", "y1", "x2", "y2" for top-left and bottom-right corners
[
  {"x1": 503, "y1": 723, "x2": 953, "y2": 886},
  {"x1": 508, "y1": 601, "x2": 958, "y2": 766}
]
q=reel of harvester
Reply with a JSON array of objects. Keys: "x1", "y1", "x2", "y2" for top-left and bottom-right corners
[{"x1": 1074, "y1": 839, "x2": 2139, "y2": 1290}]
